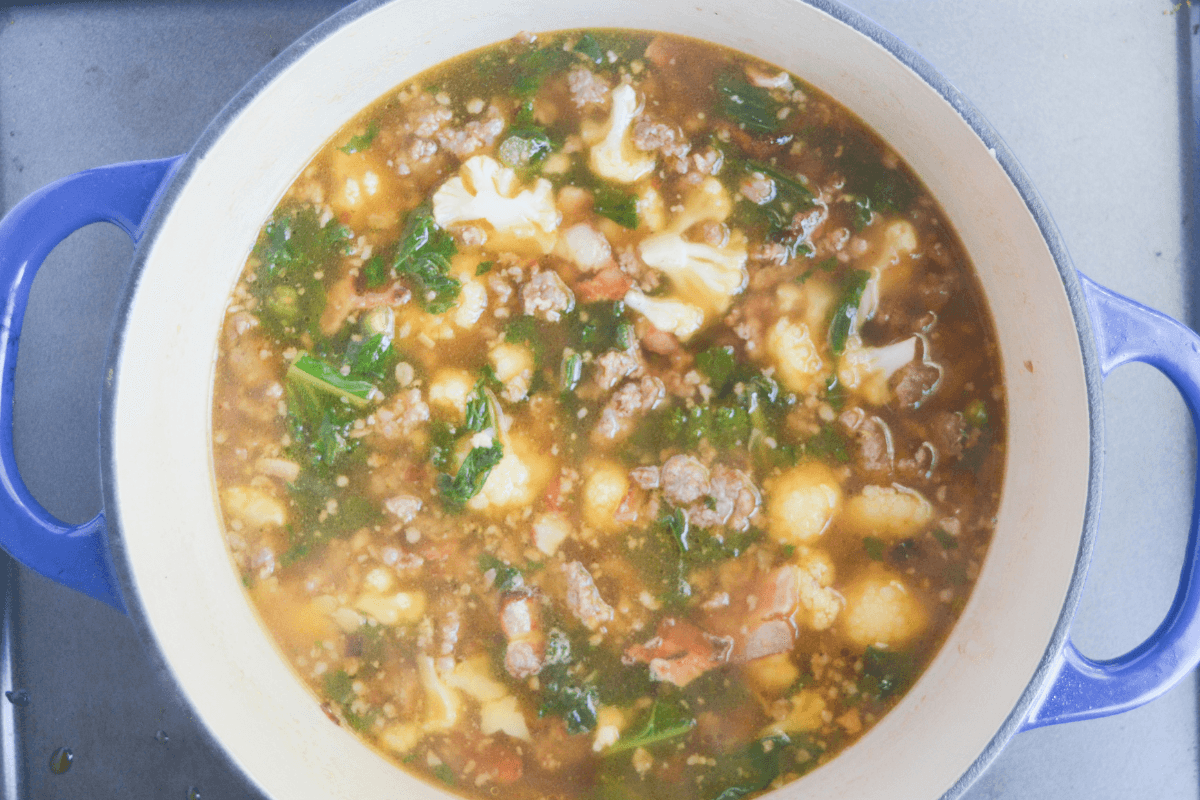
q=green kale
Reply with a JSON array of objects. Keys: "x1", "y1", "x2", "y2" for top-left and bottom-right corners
[
  {"x1": 427, "y1": 420, "x2": 457, "y2": 471},
  {"x1": 338, "y1": 120, "x2": 380, "y2": 155},
  {"x1": 932, "y1": 528, "x2": 959, "y2": 550},
  {"x1": 858, "y1": 646, "x2": 915, "y2": 700},
  {"x1": 696, "y1": 346, "x2": 737, "y2": 393},
  {"x1": 539, "y1": 662, "x2": 599, "y2": 734},
  {"x1": 323, "y1": 669, "x2": 377, "y2": 732},
  {"x1": 716, "y1": 71, "x2": 782, "y2": 135},
  {"x1": 344, "y1": 333, "x2": 398, "y2": 386},
  {"x1": 593, "y1": 184, "x2": 640, "y2": 229},
  {"x1": 436, "y1": 439, "x2": 503, "y2": 511},
  {"x1": 569, "y1": 301, "x2": 629, "y2": 353},
  {"x1": 606, "y1": 698, "x2": 695, "y2": 754},
  {"x1": 363, "y1": 254, "x2": 390, "y2": 289},
  {"x1": 827, "y1": 269, "x2": 871, "y2": 355},
  {"x1": 560, "y1": 350, "x2": 583, "y2": 392},
  {"x1": 799, "y1": 423, "x2": 850, "y2": 465},
  {"x1": 863, "y1": 536, "x2": 885, "y2": 561},
  {"x1": 393, "y1": 206, "x2": 460, "y2": 313},
  {"x1": 478, "y1": 553, "x2": 525, "y2": 592},
  {"x1": 251, "y1": 206, "x2": 351, "y2": 344},
  {"x1": 512, "y1": 44, "x2": 575, "y2": 95}
]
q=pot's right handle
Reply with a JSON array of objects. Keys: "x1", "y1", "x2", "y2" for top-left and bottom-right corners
[
  {"x1": 1021, "y1": 272, "x2": 1200, "y2": 730},
  {"x1": 0, "y1": 156, "x2": 183, "y2": 613}
]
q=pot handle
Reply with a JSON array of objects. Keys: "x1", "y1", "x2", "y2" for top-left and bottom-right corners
[
  {"x1": 0, "y1": 156, "x2": 184, "y2": 613},
  {"x1": 1021, "y1": 272, "x2": 1200, "y2": 729}
]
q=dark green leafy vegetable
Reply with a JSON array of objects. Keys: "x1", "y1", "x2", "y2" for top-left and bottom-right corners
[
  {"x1": 705, "y1": 735, "x2": 794, "y2": 800},
  {"x1": 393, "y1": 206, "x2": 460, "y2": 313},
  {"x1": 463, "y1": 381, "x2": 493, "y2": 433},
  {"x1": 560, "y1": 350, "x2": 583, "y2": 392},
  {"x1": 344, "y1": 333, "x2": 398, "y2": 385},
  {"x1": 539, "y1": 661, "x2": 599, "y2": 734},
  {"x1": 827, "y1": 269, "x2": 871, "y2": 355},
  {"x1": 573, "y1": 32, "x2": 605, "y2": 63},
  {"x1": 251, "y1": 207, "x2": 351, "y2": 343},
  {"x1": 858, "y1": 646, "x2": 915, "y2": 700},
  {"x1": 799, "y1": 423, "x2": 850, "y2": 464},
  {"x1": 338, "y1": 120, "x2": 380, "y2": 155},
  {"x1": 426, "y1": 420, "x2": 457, "y2": 471},
  {"x1": 743, "y1": 159, "x2": 814, "y2": 207},
  {"x1": 696, "y1": 346, "x2": 737, "y2": 393},
  {"x1": 478, "y1": 553, "x2": 525, "y2": 592},
  {"x1": 362, "y1": 254, "x2": 390, "y2": 289},
  {"x1": 569, "y1": 301, "x2": 629, "y2": 353},
  {"x1": 512, "y1": 44, "x2": 575, "y2": 95},
  {"x1": 607, "y1": 699, "x2": 695, "y2": 754},
  {"x1": 716, "y1": 71, "x2": 781, "y2": 135},
  {"x1": 436, "y1": 439, "x2": 503, "y2": 511},
  {"x1": 593, "y1": 184, "x2": 640, "y2": 229},
  {"x1": 287, "y1": 352, "x2": 376, "y2": 408},
  {"x1": 324, "y1": 669, "x2": 377, "y2": 731},
  {"x1": 475, "y1": 260, "x2": 495, "y2": 276},
  {"x1": 798, "y1": 256, "x2": 838, "y2": 284},
  {"x1": 863, "y1": 536, "x2": 885, "y2": 561}
]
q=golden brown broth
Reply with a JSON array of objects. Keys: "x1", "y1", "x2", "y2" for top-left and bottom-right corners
[{"x1": 212, "y1": 29, "x2": 1005, "y2": 800}]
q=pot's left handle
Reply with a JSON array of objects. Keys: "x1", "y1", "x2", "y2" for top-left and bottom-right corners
[
  {"x1": 1021, "y1": 272, "x2": 1200, "y2": 729},
  {"x1": 0, "y1": 156, "x2": 184, "y2": 613}
]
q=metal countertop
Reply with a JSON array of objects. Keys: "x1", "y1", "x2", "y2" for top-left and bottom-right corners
[{"x1": 0, "y1": 2, "x2": 1195, "y2": 797}]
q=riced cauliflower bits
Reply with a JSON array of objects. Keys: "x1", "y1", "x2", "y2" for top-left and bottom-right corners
[
  {"x1": 588, "y1": 84, "x2": 657, "y2": 184},
  {"x1": 432, "y1": 155, "x2": 560, "y2": 254}
]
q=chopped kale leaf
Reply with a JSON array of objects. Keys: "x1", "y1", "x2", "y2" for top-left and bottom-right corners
[
  {"x1": 337, "y1": 120, "x2": 380, "y2": 155},
  {"x1": 393, "y1": 206, "x2": 460, "y2": 313}
]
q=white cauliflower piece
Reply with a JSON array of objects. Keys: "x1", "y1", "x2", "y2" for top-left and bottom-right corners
[
  {"x1": 760, "y1": 690, "x2": 826, "y2": 737},
  {"x1": 432, "y1": 155, "x2": 560, "y2": 254},
  {"x1": 447, "y1": 654, "x2": 509, "y2": 703},
  {"x1": 418, "y1": 655, "x2": 460, "y2": 731},
  {"x1": 744, "y1": 653, "x2": 801, "y2": 696},
  {"x1": 588, "y1": 84, "x2": 657, "y2": 184},
  {"x1": 767, "y1": 462, "x2": 842, "y2": 544},
  {"x1": 794, "y1": 558, "x2": 843, "y2": 631},
  {"x1": 857, "y1": 219, "x2": 919, "y2": 323},
  {"x1": 480, "y1": 694, "x2": 531, "y2": 741},
  {"x1": 637, "y1": 232, "x2": 748, "y2": 299},
  {"x1": 354, "y1": 590, "x2": 426, "y2": 626},
  {"x1": 592, "y1": 706, "x2": 628, "y2": 752},
  {"x1": 428, "y1": 368, "x2": 475, "y2": 417},
  {"x1": 842, "y1": 568, "x2": 928, "y2": 648},
  {"x1": 468, "y1": 433, "x2": 549, "y2": 513},
  {"x1": 379, "y1": 722, "x2": 423, "y2": 754},
  {"x1": 837, "y1": 335, "x2": 917, "y2": 406},
  {"x1": 841, "y1": 484, "x2": 933, "y2": 539},
  {"x1": 221, "y1": 486, "x2": 286, "y2": 529},
  {"x1": 582, "y1": 461, "x2": 630, "y2": 533},
  {"x1": 623, "y1": 288, "x2": 704, "y2": 340},
  {"x1": 489, "y1": 341, "x2": 535, "y2": 402},
  {"x1": 532, "y1": 512, "x2": 573, "y2": 556},
  {"x1": 766, "y1": 317, "x2": 827, "y2": 394}
]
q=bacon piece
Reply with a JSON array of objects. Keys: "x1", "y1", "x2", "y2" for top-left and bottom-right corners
[
  {"x1": 575, "y1": 266, "x2": 633, "y2": 303},
  {"x1": 623, "y1": 617, "x2": 732, "y2": 687}
]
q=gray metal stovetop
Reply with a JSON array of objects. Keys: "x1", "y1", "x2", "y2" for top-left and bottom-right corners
[{"x1": 0, "y1": 1, "x2": 1196, "y2": 798}]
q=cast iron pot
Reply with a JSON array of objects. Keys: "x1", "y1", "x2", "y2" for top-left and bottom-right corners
[{"x1": 0, "y1": 1, "x2": 1196, "y2": 798}]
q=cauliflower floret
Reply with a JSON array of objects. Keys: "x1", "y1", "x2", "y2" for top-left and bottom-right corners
[
  {"x1": 760, "y1": 690, "x2": 826, "y2": 737},
  {"x1": 489, "y1": 341, "x2": 535, "y2": 402},
  {"x1": 842, "y1": 568, "x2": 928, "y2": 648},
  {"x1": 857, "y1": 219, "x2": 919, "y2": 323},
  {"x1": 744, "y1": 653, "x2": 801, "y2": 696},
  {"x1": 622, "y1": 288, "x2": 705, "y2": 340},
  {"x1": 354, "y1": 590, "x2": 426, "y2": 626},
  {"x1": 222, "y1": 486, "x2": 287, "y2": 529},
  {"x1": 582, "y1": 460, "x2": 631, "y2": 533},
  {"x1": 532, "y1": 511, "x2": 573, "y2": 556},
  {"x1": 767, "y1": 462, "x2": 842, "y2": 544},
  {"x1": 555, "y1": 223, "x2": 614, "y2": 271},
  {"x1": 447, "y1": 654, "x2": 509, "y2": 702},
  {"x1": 432, "y1": 155, "x2": 560, "y2": 255},
  {"x1": 418, "y1": 655, "x2": 460, "y2": 731},
  {"x1": 841, "y1": 484, "x2": 933, "y2": 539},
  {"x1": 837, "y1": 335, "x2": 917, "y2": 406},
  {"x1": 588, "y1": 84, "x2": 657, "y2": 184},
  {"x1": 379, "y1": 722, "x2": 423, "y2": 754},
  {"x1": 795, "y1": 560, "x2": 843, "y2": 631},
  {"x1": 593, "y1": 706, "x2": 628, "y2": 752},
  {"x1": 480, "y1": 694, "x2": 531, "y2": 741},
  {"x1": 468, "y1": 432, "x2": 549, "y2": 513},
  {"x1": 637, "y1": 185, "x2": 667, "y2": 232},
  {"x1": 454, "y1": 277, "x2": 488, "y2": 328},
  {"x1": 428, "y1": 368, "x2": 475, "y2": 417},
  {"x1": 766, "y1": 317, "x2": 826, "y2": 394},
  {"x1": 637, "y1": 230, "x2": 748, "y2": 314}
]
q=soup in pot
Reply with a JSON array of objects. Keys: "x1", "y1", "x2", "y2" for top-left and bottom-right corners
[{"x1": 212, "y1": 29, "x2": 1005, "y2": 800}]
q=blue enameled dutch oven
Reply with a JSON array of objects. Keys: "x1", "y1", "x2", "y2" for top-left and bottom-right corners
[{"x1": 0, "y1": 1, "x2": 1195, "y2": 798}]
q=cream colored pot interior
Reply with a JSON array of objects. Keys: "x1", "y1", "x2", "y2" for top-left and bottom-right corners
[{"x1": 108, "y1": 0, "x2": 1091, "y2": 798}]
